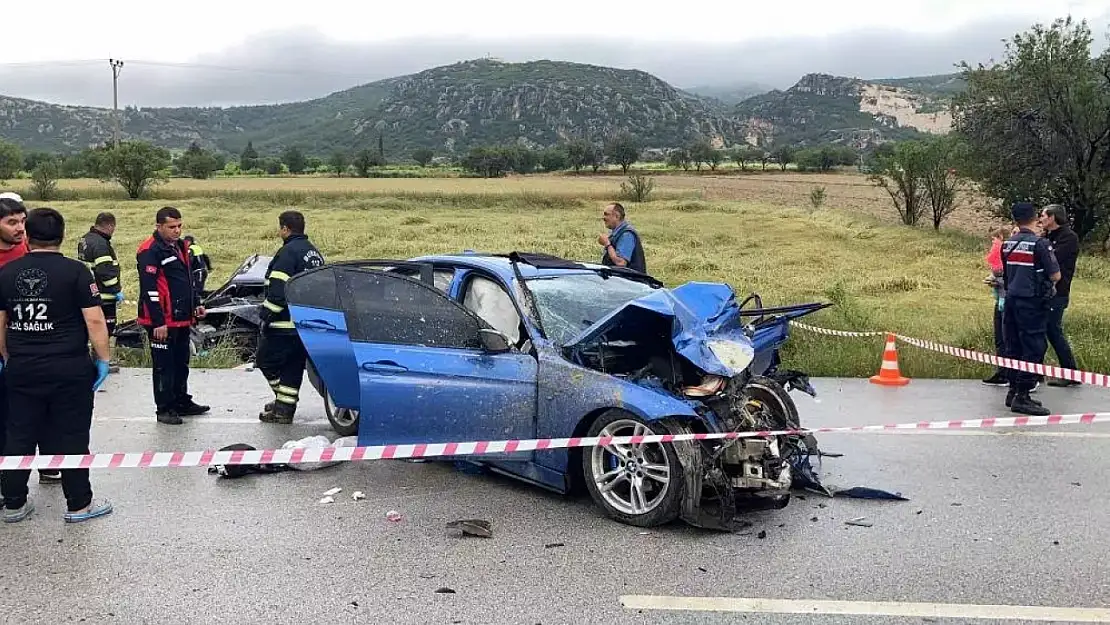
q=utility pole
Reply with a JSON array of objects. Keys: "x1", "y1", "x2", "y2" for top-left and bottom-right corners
[{"x1": 109, "y1": 58, "x2": 124, "y2": 146}]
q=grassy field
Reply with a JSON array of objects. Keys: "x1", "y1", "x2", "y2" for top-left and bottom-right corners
[{"x1": 14, "y1": 172, "x2": 1109, "y2": 378}]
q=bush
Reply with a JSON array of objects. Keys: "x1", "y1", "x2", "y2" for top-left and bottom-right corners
[
  {"x1": 30, "y1": 159, "x2": 60, "y2": 201},
  {"x1": 619, "y1": 174, "x2": 655, "y2": 202},
  {"x1": 809, "y1": 186, "x2": 826, "y2": 210}
]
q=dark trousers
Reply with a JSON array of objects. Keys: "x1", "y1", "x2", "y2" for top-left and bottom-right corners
[
  {"x1": 256, "y1": 331, "x2": 308, "y2": 408},
  {"x1": 2, "y1": 363, "x2": 95, "y2": 512},
  {"x1": 1002, "y1": 297, "x2": 1049, "y2": 393},
  {"x1": 992, "y1": 302, "x2": 1005, "y2": 356},
  {"x1": 147, "y1": 326, "x2": 192, "y2": 413},
  {"x1": 0, "y1": 369, "x2": 55, "y2": 482},
  {"x1": 101, "y1": 301, "x2": 117, "y2": 337},
  {"x1": 1046, "y1": 295, "x2": 1077, "y2": 371}
]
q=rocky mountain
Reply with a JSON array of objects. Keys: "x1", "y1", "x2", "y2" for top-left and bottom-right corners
[
  {"x1": 0, "y1": 59, "x2": 746, "y2": 157},
  {"x1": 734, "y1": 73, "x2": 959, "y2": 148},
  {"x1": 683, "y1": 81, "x2": 776, "y2": 107}
]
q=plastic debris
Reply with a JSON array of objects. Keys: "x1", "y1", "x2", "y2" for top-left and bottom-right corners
[
  {"x1": 845, "y1": 517, "x2": 873, "y2": 527},
  {"x1": 385, "y1": 510, "x2": 402, "y2": 522},
  {"x1": 434, "y1": 587, "x2": 456, "y2": 594},
  {"x1": 323, "y1": 487, "x2": 342, "y2": 497},
  {"x1": 543, "y1": 542, "x2": 565, "y2": 549},
  {"x1": 351, "y1": 491, "x2": 366, "y2": 501},
  {"x1": 318, "y1": 496, "x2": 335, "y2": 504},
  {"x1": 282, "y1": 435, "x2": 359, "y2": 472},
  {"x1": 445, "y1": 519, "x2": 492, "y2": 538}
]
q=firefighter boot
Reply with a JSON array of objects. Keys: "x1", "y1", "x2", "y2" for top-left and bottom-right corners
[
  {"x1": 260, "y1": 402, "x2": 295, "y2": 425},
  {"x1": 257, "y1": 402, "x2": 277, "y2": 422}
]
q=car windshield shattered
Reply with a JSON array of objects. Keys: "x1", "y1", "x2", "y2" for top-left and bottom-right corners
[{"x1": 525, "y1": 273, "x2": 659, "y2": 345}]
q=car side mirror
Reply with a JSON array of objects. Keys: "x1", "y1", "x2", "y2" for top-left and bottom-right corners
[{"x1": 479, "y1": 328, "x2": 512, "y2": 353}]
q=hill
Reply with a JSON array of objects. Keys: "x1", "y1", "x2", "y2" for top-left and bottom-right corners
[
  {"x1": 683, "y1": 81, "x2": 776, "y2": 107},
  {"x1": 0, "y1": 59, "x2": 746, "y2": 157},
  {"x1": 734, "y1": 73, "x2": 960, "y2": 147}
]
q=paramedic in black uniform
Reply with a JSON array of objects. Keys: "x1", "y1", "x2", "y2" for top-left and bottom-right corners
[
  {"x1": 1000, "y1": 201, "x2": 1061, "y2": 417},
  {"x1": 0, "y1": 207, "x2": 113, "y2": 523}
]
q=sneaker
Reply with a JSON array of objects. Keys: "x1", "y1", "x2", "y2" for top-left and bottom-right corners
[
  {"x1": 176, "y1": 401, "x2": 210, "y2": 416},
  {"x1": 3, "y1": 497, "x2": 34, "y2": 523},
  {"x1": 982, "y1": 372, "x2": 1009, "y2": 386},
  {"x1": 157, "y1": 410, "x2": 184, "y2": 425},
  {"x1": 64, "y1": 498, "x2": 113, "y2": 523},
  {"x1": 38, "y1": 470, "x2": 62, "y2": 484}
]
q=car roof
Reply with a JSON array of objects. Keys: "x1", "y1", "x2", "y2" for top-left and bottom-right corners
[{"x1": 409, "y1": 252, "x2": 608, "y2": 282}]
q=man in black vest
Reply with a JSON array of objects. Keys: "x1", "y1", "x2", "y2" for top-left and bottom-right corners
[
  {"x1": 1038, "y1": 204, "x2": 1080, "y2": 387},
  {"x1": 77, "y1": 212, "x2": 123, "y2": 373},
  {"x1": 598, "y1": 202, "x2": 646, "y2": 273},
  {"x1": 1001, "y1": 202, "x2": 1061, "y2": 416}
]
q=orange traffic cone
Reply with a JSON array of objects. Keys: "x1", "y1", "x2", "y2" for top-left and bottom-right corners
[{"x1": 869, "y1": 333, "x2": 910, "y2": 386}]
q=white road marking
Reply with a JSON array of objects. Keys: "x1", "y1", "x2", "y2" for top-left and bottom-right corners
[
  {"x1": 619, "y1": 596, "x2": 1110, "y2": 622},
  {"x1": 94, "y1": 416, "x2": 331, "y2": 426}
]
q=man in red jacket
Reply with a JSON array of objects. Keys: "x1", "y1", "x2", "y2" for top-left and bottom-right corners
[
  {"x1": 0, "y1": 195, "x2": 62, "y2": 484},
  {"x1": 136, "y1": 207, "x2": 210, "y2": 424}
]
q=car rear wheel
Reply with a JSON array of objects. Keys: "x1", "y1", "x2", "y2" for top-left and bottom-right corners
[
  {"x1": 582, "y1": 410, "x2": 684, "y2": 528},
  {"x1": 324, "y1": 387, "x2": 359, "y2": 437}
]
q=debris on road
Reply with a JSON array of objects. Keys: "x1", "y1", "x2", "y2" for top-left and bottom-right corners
[
  {"x1": 323, "y1": 487, "x2": 342, "y2": 497},
  {"x1": 284, "y1": 435, "x2": 359, "y2": 472},
  {"x1": 386, "y1": 510, "x2": 403, "y2": 522},
  {"x1": 810, "y1": 516, "x2": 819, "y2": 522},
  {"x1": 543, "y1": 542, "x2": 565, "y2": 549},
  {"x1": 318, "y1": 496, "x2": 335, "y2": 505},
  {"x1": 434, "y1": 587, "x2": 456, "y2": 594},
  {"x1": 845, "y1": 517, "x2": 873, "y2": 528},
  {"x1": 757, "y1": 530, "x2": 767, "y2": 539},
  {"x1": 445, "y1": 519, "x2": 492, "y2": 538},
  {"x1": 351, "y1": 491, "x2": 366, "y2": 501}
]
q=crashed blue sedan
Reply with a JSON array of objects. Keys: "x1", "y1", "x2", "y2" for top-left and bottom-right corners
[{"x1": 290, "y1": 252, "x2": 828, "y2": 530}]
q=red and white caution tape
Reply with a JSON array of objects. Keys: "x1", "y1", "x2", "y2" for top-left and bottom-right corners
[
  {"x1": 0, "y1": 413, "x2": 1105, "y2": 471},
  {"x1": 789, "y1": 321, "x2": 1110, "y2": 388}
]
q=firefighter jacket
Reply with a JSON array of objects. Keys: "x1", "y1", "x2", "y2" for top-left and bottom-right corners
[
  {"x1": 136, "y1": 231, "x2": 198, "y2": 328},
  {"x1": 261, "y1": 234, "x2": 325, "y2": 331},
  {"x1": 77, "y1": 227, "x2": 121, "y2": 304}
]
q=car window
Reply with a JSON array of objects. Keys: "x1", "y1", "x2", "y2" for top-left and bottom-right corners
[
  {"x1": 339, "y1": 268, "x2": 482, "y2": 349},
  {"x1": 389, "y1": 266, "x2": 455, "y2": 293},
  {"x1": 462, "y1": 275, "x2": 521, "y2": 345},
  {"x1": 285, "y1": 267, "x2": 340, "y2": 310},
  {"x1": 525, "y1": 273, "x2": 659, "y2": 345}
]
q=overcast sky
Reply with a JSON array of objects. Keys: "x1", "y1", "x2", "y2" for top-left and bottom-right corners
[{"x1": 1, "y1": 0, "x2": 1108, "y2": 108}]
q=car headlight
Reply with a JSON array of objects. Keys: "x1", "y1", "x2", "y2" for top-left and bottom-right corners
[{"x1": 707, "y1": 339, "x2": 755, "y2": 374}]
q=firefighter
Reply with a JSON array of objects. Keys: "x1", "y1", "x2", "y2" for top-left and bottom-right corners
[
  {"x1": 77, "y1": 212, "x2": 125, "y2": 373},
  {"x1": 256, "y1": 210, "x2": 325, "y2": 424},
  {"x1": 0, "y1": 207, "x2": 113, "y2": 523},
  {"x1": 136, "y1": 207, "x2": 210, "y2": 425}
]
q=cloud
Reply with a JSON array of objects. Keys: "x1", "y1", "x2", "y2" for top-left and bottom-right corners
[{"x1": 2, "y1": 13, "x2": 1108, "y2": 108}]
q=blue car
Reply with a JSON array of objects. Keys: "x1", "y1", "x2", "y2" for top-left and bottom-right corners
[{"x1": 292, "y1": 252, "x2": 828, "y2": 530}]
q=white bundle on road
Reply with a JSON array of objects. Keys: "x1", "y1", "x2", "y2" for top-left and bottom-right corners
[{"x1": 282, "y1": 435, "x2": 359, "y2": 471}]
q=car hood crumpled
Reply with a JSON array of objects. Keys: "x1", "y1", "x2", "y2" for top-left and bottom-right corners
[{"x1": 562, "y1": 281, "x2": 752, "y2": 377}]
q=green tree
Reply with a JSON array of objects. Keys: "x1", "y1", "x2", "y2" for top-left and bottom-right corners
[
  {"x1": 666, "y1": 148, "x2": 692, "y2": 171},
  {"x1": 239, "y1": 141, "x2": 259, "y2": 171},
  {"x1": 868, "y1": 140, "x2": 931, "y2": 226},
  {"x1": 604, "y1": 132, "x2": 640, "y2": 174},
  {"x1": 953, "y1": 16, "x2": 1110, "y2": 241},
  {"x1": 329, "y1": 151, "x2": 349, "y2": 177},
  {"x1": 353, "y1": 149, "x2": 386, "y2": 177},
  {"x1": 0, "y1": 140, "x2": 23, "y2": 181},
  {"x1": 22, "y1": 151, "x2": 55, "y2": 173},
  {"x1": 98, "y1": 141, "x2": 171, "y2": 199},
  {"x1": 461, "y1": 146, "x2": 511, "y2": 178},
  {"x1": 262, "y1": 157, "x2": 284, "y2": 175},
  {"x1": 411, "y1": 148, "x2": 435, "y2": 167},
  {"x1": 565, "y1": 139, "x2": 593, "y2": 173},
  {"x1": 30, "y1": 157, "x2": 60, "y2": 201},
  {"x1": 687, "y1": 137, "x2": 715, "y2": 171},
  {"x1": 282, "y1": 146, "x2": 306, "y2": 174},
  {"x1": 177, "y1": 142, "x2": 219, "y2": 180},
  {"x1": 921, "y1": 137, "x2": 967, "y2": 230},
  {"x1": 505, "y1": 146, "x2": 539, "y2": 175},
  {"x1": 772, "y1": 146, "x2": 796, "y2": 171},
  {"x1": 731, "y1": 146, "x2": 762, "y2": 171},
  {"x1": 539, "y1": 147, "x2": 570, "y2": 172}
]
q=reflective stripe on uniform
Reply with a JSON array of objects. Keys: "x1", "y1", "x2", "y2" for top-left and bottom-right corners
[
  {"x1": 93, "y1": 255, "x2": 114, "y2": 266},
  {"x1": 100, "y1": 293, "x2": 117, "y2": 301},
  {"x1": 268, "y1": 271, "x2": 291, "y2": 282},
  {"x1": 275, "y1": 393, "x2": 298, "y2": 405},
  {"x1": 102, "y1": 277, "x2": 119, "y2": 287},
  {"x1": 267, "y1": 321, "x2": 295, "y2": 329},
  {"x1": 161, "y1": 256, "x2": 177, "y2": 265},
  {"x1": 262, "y1": 300, "x2": 284, "y2": 313},
  {"x1": 267, "y1": 378, "x2": 280, "y2": 387}
]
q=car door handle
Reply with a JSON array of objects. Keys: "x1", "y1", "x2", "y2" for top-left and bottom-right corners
[
  {"x1": 299, "y1": 319, "x2": 337, "y2": 331},
  {"x1": 362, "y1": 360, "x2": 408, "y2": 373}
]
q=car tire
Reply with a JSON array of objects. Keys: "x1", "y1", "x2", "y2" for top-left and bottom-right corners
[
  {"x1": 323, "y1": 386, "x2": 359, "y2": 437},
  {"x1": 581, "y1": 409, "x2": 685, "y2": 528}
]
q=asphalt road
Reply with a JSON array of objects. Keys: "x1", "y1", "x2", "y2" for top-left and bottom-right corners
[{"x1": 1, "y1": 369, "x2": 1109, "y2": 625}]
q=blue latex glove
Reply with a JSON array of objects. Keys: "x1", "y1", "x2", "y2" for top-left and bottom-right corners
[
  {"x1": 114, "y1": 292, "x2": 125, "y2": 303},
  {"x1": 93, "y1": 359, "x2": 111, "y2": 391}
]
